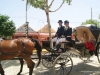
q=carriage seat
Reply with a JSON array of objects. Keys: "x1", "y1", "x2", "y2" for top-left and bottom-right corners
[
  {"x1": 75, "y1": 41, "x2": 84, "y2": 49},
  {"x1": 75, "y1": 41, "x2": 84, "y2": 45},
  {"x1": 62, "y1": 40, "x2": 75, "y2": 48}
]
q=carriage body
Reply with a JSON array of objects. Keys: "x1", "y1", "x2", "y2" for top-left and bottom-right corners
[
  {"x1": 42, "y1": 25, "x2": 100, "y2": 75},
  {"x1": 42, "y1": 25, "x2": 100, "y2": 58},
  {"x1": 73, "y1": 26, "x2": 100, "y2": 58}
]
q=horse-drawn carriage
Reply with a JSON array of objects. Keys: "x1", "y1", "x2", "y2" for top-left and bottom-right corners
[
  {"x1": 42, "y1": 25, "x2": 100, "y2": 75},
  {"x1": 0, "y1": 25, "x2": 100, "y2": 75}
]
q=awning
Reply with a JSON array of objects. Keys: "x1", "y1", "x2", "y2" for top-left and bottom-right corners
[
  {"x1": 14, "y1": 32, "x2": 38, "y2": 36},
  {"x1": 14, "y1": 32, "x2": 55, "y2": 36}
]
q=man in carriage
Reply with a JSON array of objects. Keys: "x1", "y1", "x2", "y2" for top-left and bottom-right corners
[
  {"x1": 52, "y1": 20, "x2": 64, "y2": 49},
  {"x1": 52, "y1": 20, "x2": 72, "y2": 52}
]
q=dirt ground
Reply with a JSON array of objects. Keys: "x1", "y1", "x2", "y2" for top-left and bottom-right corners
[{"x1": 1, "y1": 54, "x2": 100, "y2": 75}]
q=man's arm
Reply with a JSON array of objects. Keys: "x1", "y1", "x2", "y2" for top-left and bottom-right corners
[
  {"x1": 65, "y1": 28, "x2": 72, "y2": 41},
  {"x1": 61, "y1": 27, "x2": 65, "y2": 38},
  {"x1": 67, "y1": 28, "x2": 72, "y2": 37},
  {"x1": 55, "y1": 28, "x2": 59, "y2": 36},
  {"x1": 58, "y1": 26, "x2": 65, "y2": 38}
]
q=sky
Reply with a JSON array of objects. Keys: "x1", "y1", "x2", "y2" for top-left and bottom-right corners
[{"x1": 0, "y1": 0, "x2": 100, "y2": 31}]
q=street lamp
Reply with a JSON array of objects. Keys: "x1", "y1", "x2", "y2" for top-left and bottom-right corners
[{"x1": 22, "y1": 0, "x2": 29, "y2": 38}]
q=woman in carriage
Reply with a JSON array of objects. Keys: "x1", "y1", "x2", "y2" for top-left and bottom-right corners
[
  {"x1": 74, "y1": 26, "x2": 96, "y2": 56},
  {"x1": 81, "y1": 31, "x2": 95, "y2": 55}
]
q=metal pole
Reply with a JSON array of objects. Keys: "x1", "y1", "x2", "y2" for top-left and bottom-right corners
[
  {"x1": 25, "y1": 0, "x2": 28, "y2": 38},
  {"x1": 26, "y1": 0, "x2": 28, "y2": 22}
]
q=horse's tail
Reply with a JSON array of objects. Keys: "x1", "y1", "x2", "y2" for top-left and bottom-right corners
[{"x1": 32, "y1": 39, "x2": 42, "y2": 67}]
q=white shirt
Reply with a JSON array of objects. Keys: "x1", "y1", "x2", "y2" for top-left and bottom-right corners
[
  {"x1": 58, "y1": 25, "x2": 62, "y2": 28},
  {"x1": 65, "y1": 27, "x2": 68, "y2": 30}
]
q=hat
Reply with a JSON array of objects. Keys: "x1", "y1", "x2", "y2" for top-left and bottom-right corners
[
  {"x1": 58, "y1": 20, "x2": 63, "y2": 23},
  {"x1": 64, "y1": 20, "x2": 69, "y2": 24}
]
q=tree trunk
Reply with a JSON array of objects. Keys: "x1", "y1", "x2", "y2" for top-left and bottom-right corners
[{"x1": 45, "y1": 11, "x2": 53, "y2": 48}]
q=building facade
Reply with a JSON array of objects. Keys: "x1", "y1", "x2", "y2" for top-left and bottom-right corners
[{"x1": 13, "y1": 24, "x2": 56, "y2": 46}]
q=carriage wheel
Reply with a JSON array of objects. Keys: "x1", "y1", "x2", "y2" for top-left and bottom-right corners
[
  {"x1": 79, "y1": 49, "x2": 91, "y2": 62},
  {"x1": 53, "y1": 54, "x2": 73, "y2": 75},
  {"x1": 42, "y1": 52, "x2": 58, "y2": 68}
]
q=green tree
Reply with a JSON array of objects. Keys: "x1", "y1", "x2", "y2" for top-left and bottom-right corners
[
  {"x1": 0, "y1": 14, "x2": 16, "y2": 38},
  {"x1": 27, "y1": 0, "x2": 72, "y2": 48},
  {"x1": 81, "y1": 19, "x2": 99, "y2": 26}
]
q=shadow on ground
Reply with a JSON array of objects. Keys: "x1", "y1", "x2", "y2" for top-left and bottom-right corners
[
  {"x1": 1, "y1": 60, "x2": 21, "y2": 69},
  {"x1": 1, "y1": 56, "x2": 100, "y2": 75},
  {"x1": 70, "y1": 61, "x2": 100, "y2": 75}
]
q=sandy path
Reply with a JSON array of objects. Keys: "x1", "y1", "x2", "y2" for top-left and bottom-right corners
[{"x1": 1, "y1": 55, "x2": 100, "y2": 75}]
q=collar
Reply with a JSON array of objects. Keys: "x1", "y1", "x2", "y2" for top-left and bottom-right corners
[
  {"x1": 66, "y1": 27, "x2": 68, "y2": 28},
  {"x1": 59, "y1": 25, "x2": 62, "y2": 28},
  {"x1": 65, "y1": 27, "x2": 69, "y2": 29}
]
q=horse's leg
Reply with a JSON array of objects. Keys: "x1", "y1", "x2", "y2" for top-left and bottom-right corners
[
  {"x1": 0, "y1": 63, "x2": 5, "y2": 75},
  {"x1": 24, "y1": 58, "x2": 35, "y2": 75},
  {"x1": 17, "y1": 58, "x2": 24, "y2": 75}
]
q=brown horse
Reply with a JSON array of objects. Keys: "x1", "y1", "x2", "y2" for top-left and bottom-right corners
[{"x1": 0, "y1": 37, "x2": 42, "y2": 75}]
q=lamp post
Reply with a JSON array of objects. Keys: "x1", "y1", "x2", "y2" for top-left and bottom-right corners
[
  {"x1": 25, "y1": 0, "x2": 29, "y2": 38},
  {"x1": 22, "y1": 0, "x2": 29, "y2": 38},
  {"x1": 25, "y1": 22, "x2": 29, "y2": 38}
]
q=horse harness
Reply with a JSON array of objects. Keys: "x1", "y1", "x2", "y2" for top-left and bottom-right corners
[
  {"x1": 0, "y1": 39, "x2": 32, "y2": 55},
  {"x1": 20, "y1": 40, "x2": 32, "y2": 55}
]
